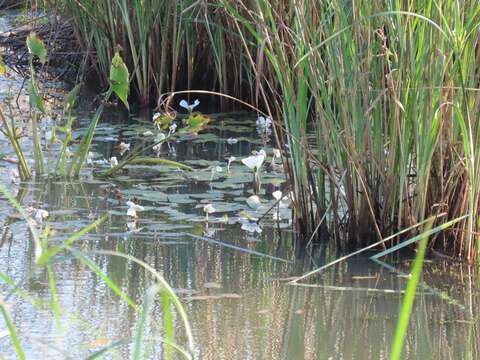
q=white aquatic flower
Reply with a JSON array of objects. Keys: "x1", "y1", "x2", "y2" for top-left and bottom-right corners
[
  {"x1": 246, "y1": 195, "x2": 261, "y2": 210},
  {"x1": 126, "y1": 200, "x2": 145, "y2": 218},
  {"x1": 227, "y1": 156, "x2": 236, "y2": 172},
  {"x1": 256, "y1": 116, "x2": 272, "y2": 128},
  {"x1": 241, "y1": 221, "x2": 262, "y2": 234},
  {"x1": 241, "y1": 154, "x2": 265, "y2": 172},
  {"x1": 34, "y1": 209, "x2": 49, "y2": 223},
  {"x1": 179, "y1": 99, "x2": 200, "y2": 112},
  {"x1": 203, "y1": 204, "x2": 216, "y2": 221},
  {"x1": 118, "y1": 142, "x2": 130, "y2": 155},
  {"x1": 227, "y1": 137, "x2": 239, "y2": 144},
  {"x1": 272, "y1": 190, "x2": 283, "y2": 201},
  {"x1": 203, "y1": 204, "x2": 216, "y2": 214},
  {"x1": 168, "y1": 123, "x2": 177, "y2": 135},
  {"x1": 9, "y1": 168, "x2": 19, "y2": 184},
  {"x1": 110, "y1": 156, "x2": 118, "y2": 168},
  {"x1": 143, "y1": 130, "x2": 153, "y2": 136},
  {"x1": 86, "y1": 151, "x2": 94, "y2": 165},
  {"x1": 153, "y1": 143, "x2": 162, "y2": 154}
]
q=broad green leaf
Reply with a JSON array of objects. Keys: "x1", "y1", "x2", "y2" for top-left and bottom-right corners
[
  {"x1": 109, "y1": 52, "x2": 129, "y2": 109},
  {"x1": 26, "y1": 33, "x2": 47, "y2": 64}
]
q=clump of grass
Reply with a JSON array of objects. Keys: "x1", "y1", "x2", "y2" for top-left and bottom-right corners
[
  {"x1": 53, "y1": 0, "x2": 254, "y2": 106},
  {"x1": 222, "y1": 0, "x2": 480, "y2": 263}
]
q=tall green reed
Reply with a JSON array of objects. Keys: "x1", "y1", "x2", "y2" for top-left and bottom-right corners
[
  {"x1": 222, "y1": 0, "x2": 480, "y2": 262},
  {"x1": 54, "y1": 0, "x2": 254, "y2": 106}
]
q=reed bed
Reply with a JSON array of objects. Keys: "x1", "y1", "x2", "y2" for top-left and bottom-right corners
[
  {"x1": 52, "y1": 0, "x2": 254, "y2": 106},
  {"x1": 220, "y1": 0, "x2": 480, "y2": 263},
  {"x1": 51, "y1": 1, "x2": 480, "y2": 262}
]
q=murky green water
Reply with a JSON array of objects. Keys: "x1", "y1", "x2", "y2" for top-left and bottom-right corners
[{"x1": 1, "y1": 12, "x2": 479, "y2": 360}]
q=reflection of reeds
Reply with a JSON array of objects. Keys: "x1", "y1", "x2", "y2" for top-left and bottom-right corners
[{"x1": 0, "y1": 184, "x2": 195, "y2": 359}]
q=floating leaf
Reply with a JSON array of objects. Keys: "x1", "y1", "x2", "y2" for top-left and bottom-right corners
[
  {"x1": 26, "y1": 32, "x2": 47, "y2": 64},
  {"x1": 184, "y1": 113, "x2": 210, "y2": 134},
  {"x1": 153, "y1": 113, "x2": 174, "y2": 130},
  {"x1": 109, "y1": 52, "x2": 129, "y2": 109}
]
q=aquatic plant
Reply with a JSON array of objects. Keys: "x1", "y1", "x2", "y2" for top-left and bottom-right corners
[
  {"x1": 179, "y1": 99, "x2": 200, "y2": 113},
  {"x1": 203, "y1": 204, "x2": 216, "y2": 221},
  {"x1": 242, "y1": 152, "x2": 265, "y2": 193}
]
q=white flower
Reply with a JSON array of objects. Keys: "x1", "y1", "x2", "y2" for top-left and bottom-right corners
[
  {"x1": 227, "y1": 156, "x2": 236, "y2": 172},
  {"x1": 86, "y1": 151, "x2": 94, "y2": 165},
  {"x1": 203, "y1": 204, "x2": 216, "y2": 221},
  {"x1": 241, "y1": 221, "x2": 262, "y2": 234},
  {"x1": 273, "y1": 149, "x2": 281, "y2": 158},
  {"x1": 126, "y1": 200, "x2": 145, "y2": 218},
  {"x1": 153, "y1": 143, "x2": 162, "y2": 153},
  {"x1": 256, "y1": 116, "x2": 272, "y2": 128},
  {"x1": 179, "y1": 99, "x2": 200, "y2": 112},
  {"x1": 241, "y1": 154, "x2": 265, "y2": 172},
  {"x1": 118, "y1": 142, "x2": 130, "y2": 155},
  {"x1": 272, "y1": 190, "x2": 283, "y2": 201},
  {"x1": 143, "y1": 130, "x2": 153, "y2": 136},
  {"x1": 203, "y1": 204, "x2": 216, "y2": 214},
  {"x1": 246, "y1": 195, "x2": 261, "y2": 210},
  {"x1": 110, "y1": 156, "x2": 118, "y2": 168},
  {"x1": 227, "y1": 137, "x2": 238, "y2": 144},
  {"x1": 34, "y1": 209, "x2": 49, "y2": 223},
  {"x1": 9, "y1": 168, "x2": 19, "y2": 183},
  {"x1": 152, "y1": 112, "x2": 161, "y2": 121},
  {"x1": 168, "y1": 123, "x2": 177, "y2": 135}
]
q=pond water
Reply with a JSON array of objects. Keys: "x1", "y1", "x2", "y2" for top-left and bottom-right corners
[
  {"x1": 1, "y1": 12, "x2": 480, "y2": 360},
  {"x1": 0, "y1": 106, "x2": 479, "y2": 359}
]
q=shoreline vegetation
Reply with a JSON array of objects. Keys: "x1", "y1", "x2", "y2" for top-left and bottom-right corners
[{"x1": 46, "y1": 0, "x2": 480, "y2": 264}]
